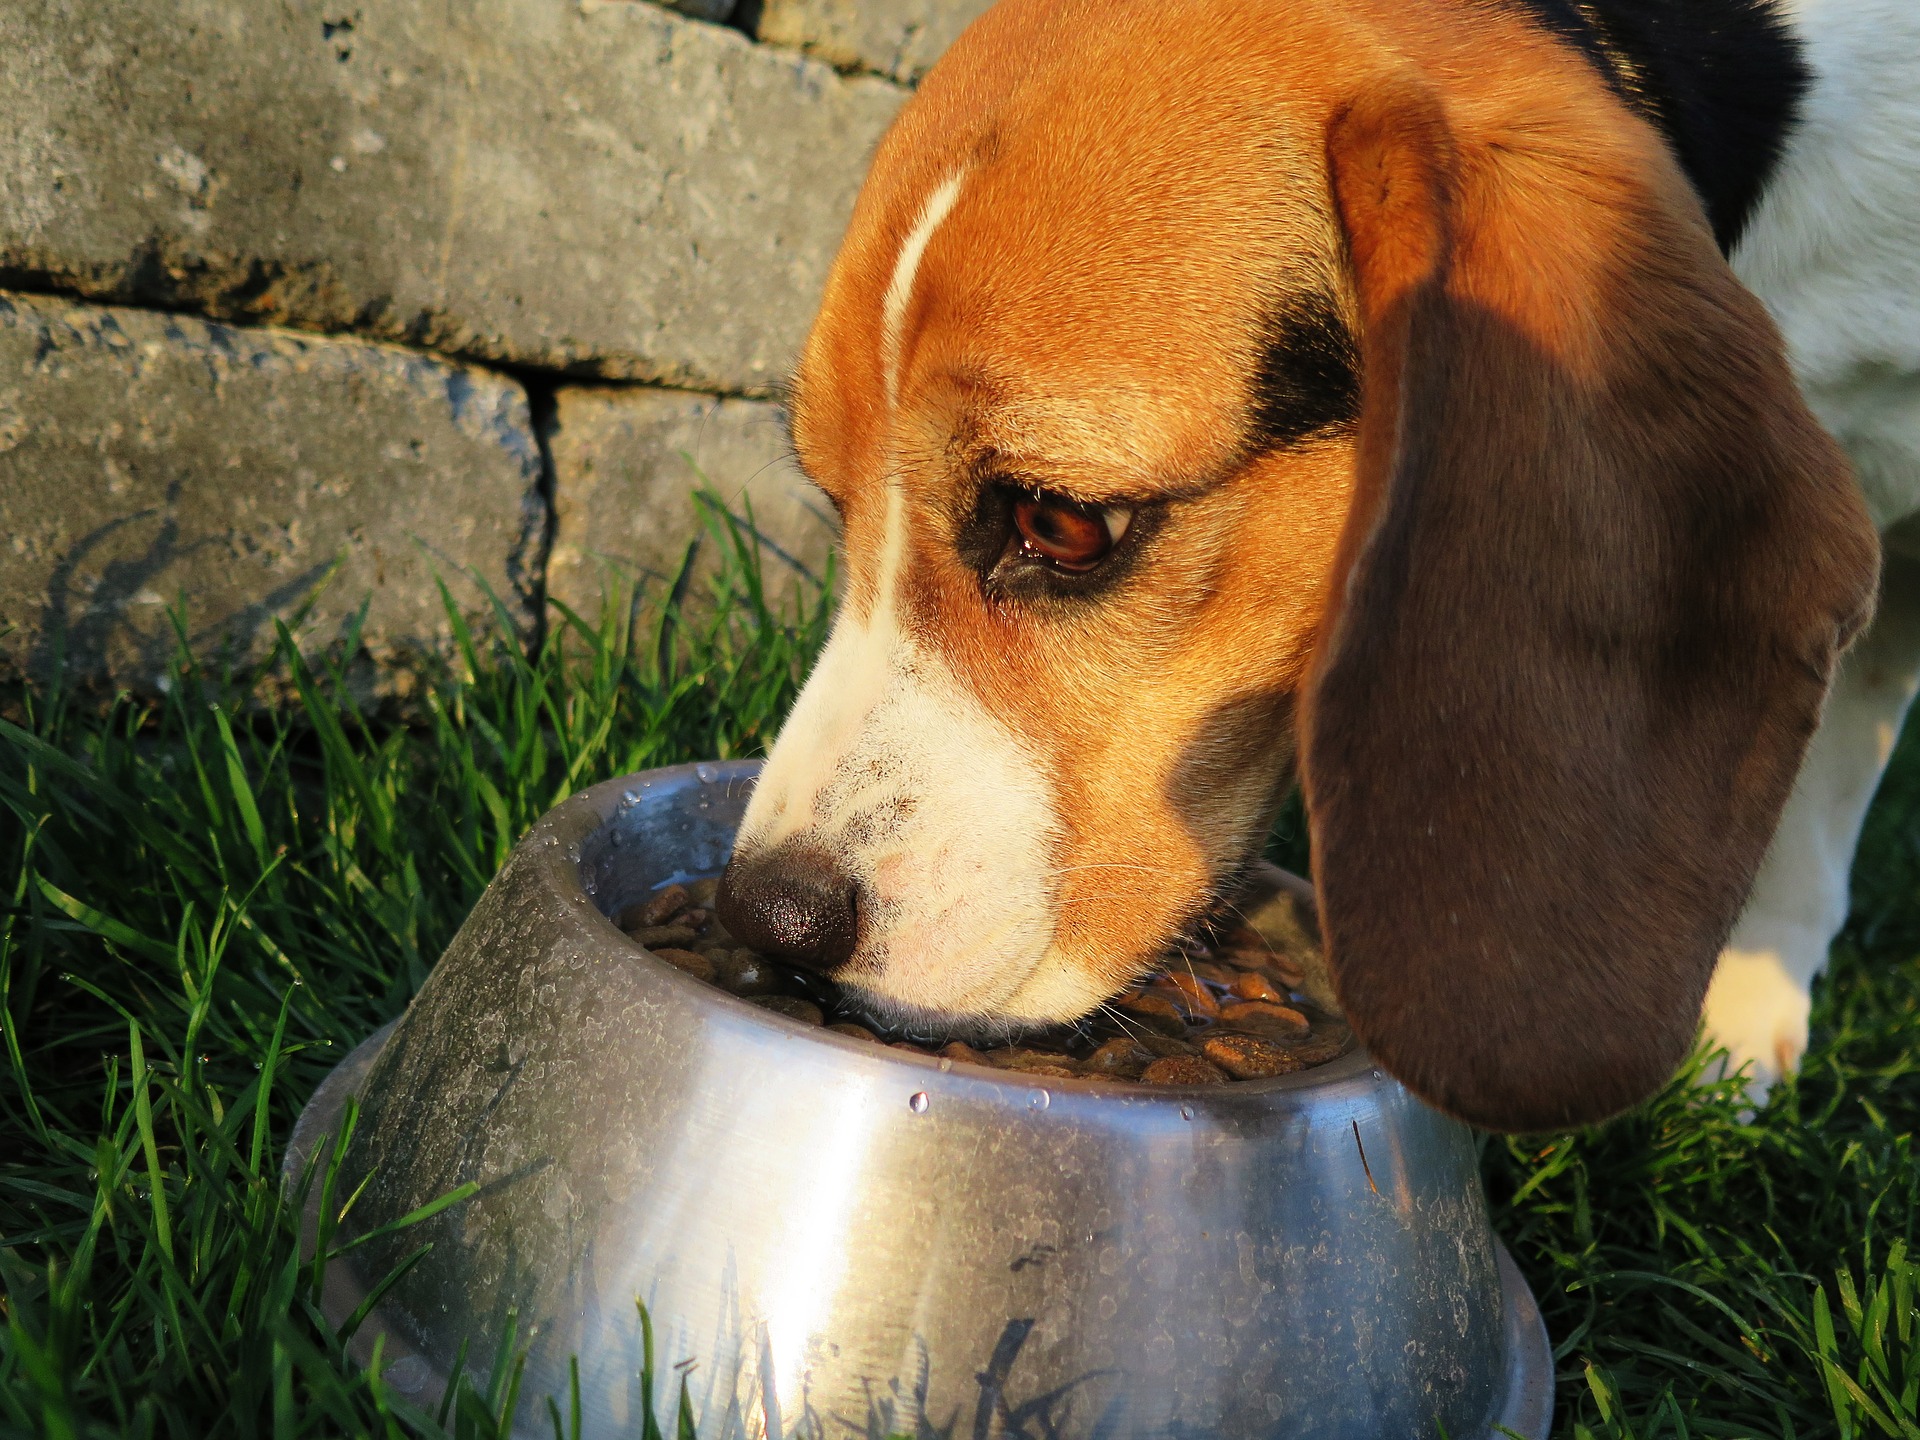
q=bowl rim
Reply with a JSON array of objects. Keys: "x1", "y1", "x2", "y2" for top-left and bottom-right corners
[{"x1": 557, "y1": 760, "x2": 1373, "y2": 1102}]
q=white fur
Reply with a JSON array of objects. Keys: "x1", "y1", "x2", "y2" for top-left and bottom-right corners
[
  {"x1": 881, "y1": 173, "x2": 965, "y2": 410},
  {"x1": 1707, "y1": 0, "x2": 1920, "y2": 1101},
  {"x1": 1735, "y1": 0, "x2": 1920, "y2": 532},
  {"x1": 1703, "y1": 557, "x2": 1920, "y2": 1099},
  {"x1": 735, "y1": 172, "x2": 1103, "y2": 1031}
]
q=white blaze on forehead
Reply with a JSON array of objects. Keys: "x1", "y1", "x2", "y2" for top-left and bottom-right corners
[
  {"x1": 728, "y1": 165, "x2": 1088, "y2": 1029},
  {"x1": 881, "y1": 171, "x2": 966, "y2": 410},
  {"x1": 741, "y1": 171, "x2": 968, "y2": 842}
]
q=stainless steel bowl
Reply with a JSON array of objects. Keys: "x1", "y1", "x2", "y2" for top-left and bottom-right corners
[{"x1": 289, "y1": 760, "x2": 1553, "y2": 1439}]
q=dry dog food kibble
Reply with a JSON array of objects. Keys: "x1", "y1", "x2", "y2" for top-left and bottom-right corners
[{"x1": 612, "y1": 878, "x2": 1353, "y2": 1087}]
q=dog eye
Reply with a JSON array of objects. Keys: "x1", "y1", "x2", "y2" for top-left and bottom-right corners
[{"x1": 1012, "y1": 493, "x2": 1132, "y2": 572}]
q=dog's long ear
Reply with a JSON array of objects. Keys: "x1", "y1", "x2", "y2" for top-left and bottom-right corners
[{"x1": 1300, "y1": 74, "x2": 1879, "y2": 1132}]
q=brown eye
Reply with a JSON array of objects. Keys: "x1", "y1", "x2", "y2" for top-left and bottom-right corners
[{"x1": 1012, "y1": 493, "x2": 1130, "y2": 572}]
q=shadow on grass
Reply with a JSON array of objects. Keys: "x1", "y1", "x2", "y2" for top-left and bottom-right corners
[{"x1": 0, "y1": 498, "x2": 829, "y2": 1437}]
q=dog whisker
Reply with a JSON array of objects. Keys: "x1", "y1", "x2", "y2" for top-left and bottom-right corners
[
  {"x1": 1094, "y1": 1001, "x2": 1150, "y2": 1043},
  {"x1": 1048, "y1": 861, "x2": 1186, "y2": 877}
]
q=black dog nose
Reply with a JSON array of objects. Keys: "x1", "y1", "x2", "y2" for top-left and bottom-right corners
[{"x1": 716, "y1": 844, "x2": 862, "y2": 974}]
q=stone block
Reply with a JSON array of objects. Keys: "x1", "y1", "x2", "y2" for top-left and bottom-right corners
[
  {"x1": 0, "y1": 0, "x2": 906, "y2": 397},
  {"x1": 544, "y1": 386, "x2": 837, "y2": 620},
  {"x1": 0, "y1": 291, "x2": 543, "y2": 698},
  {"x1": 754, "y1": 0, "x2": 995, "y2": 82}
]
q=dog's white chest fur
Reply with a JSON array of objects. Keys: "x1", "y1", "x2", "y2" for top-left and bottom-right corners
[
  {"x1": 1735, "y1": 0, "x2": 1920, "y2": 536},
  {"x1": 1698, "y1": 0, "x2": 1920, "y2": 1103}
]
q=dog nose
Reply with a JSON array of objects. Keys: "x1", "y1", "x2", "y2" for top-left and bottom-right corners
[{"x1": 716, "y1": 844, "x2": 862, "y2": 974}]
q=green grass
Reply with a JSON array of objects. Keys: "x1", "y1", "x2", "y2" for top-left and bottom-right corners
[{"x1": 1, "y1": 498, "x2": 1916, "y2": 1439}]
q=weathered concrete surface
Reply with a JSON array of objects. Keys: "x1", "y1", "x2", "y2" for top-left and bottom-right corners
[
  {"x1": 544, "y1": 386, "x2": 837, "y2": 618},
  {"x1": 755, "y1": 0, "x2": 995, "y2": 82},
  {"x1": 0, "y1": 291, "x2": 543, "y2": 697},
  {"x1": 0, "y1": 0, "x2": 905, "y2": 396}
]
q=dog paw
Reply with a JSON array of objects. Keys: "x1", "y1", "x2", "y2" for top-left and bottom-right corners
[{"x1": 1698, "y1": 946, "x2": 1813, "y2": 1109}]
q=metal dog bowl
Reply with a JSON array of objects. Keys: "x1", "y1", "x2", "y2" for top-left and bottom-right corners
[{"x1": 289, "y1": 760, "x2": 1553, "y2": 1438}]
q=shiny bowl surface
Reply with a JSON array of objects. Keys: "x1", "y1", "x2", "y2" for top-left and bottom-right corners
[{"x1": 289, "y1": 760, "x2": 1552, "y2": 1439}]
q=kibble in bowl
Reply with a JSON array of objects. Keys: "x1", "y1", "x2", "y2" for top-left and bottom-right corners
[{"x1": 613, "y1": 874, "x2": 1353, "y2": 1087}]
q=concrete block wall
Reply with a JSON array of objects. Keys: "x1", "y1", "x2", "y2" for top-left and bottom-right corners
[{"x1": 0, "y1": 0, "x2": 993, "y2": 697}]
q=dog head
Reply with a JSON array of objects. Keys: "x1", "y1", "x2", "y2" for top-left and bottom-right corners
[{"x1": 717, "y1": 0, "x2": 1879, "y2": 1130}]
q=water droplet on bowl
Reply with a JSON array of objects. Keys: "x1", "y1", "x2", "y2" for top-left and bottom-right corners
[
  {"x1": 695, "y1": 763, "x2": 720, "y2": 784},
  {"x1": 937, "y1": 1058, "x2": 953, "y2": 1073},
  {"x1": 908, "y1": 1091, "x2": 930, "y2": 1114},
  {"x1": 1179, "y1": 1104, "x2": 1195, "y2": 1121},
  {"x1": 1029, "y1": 1089, "x2": 1050, "y2": 1111}
]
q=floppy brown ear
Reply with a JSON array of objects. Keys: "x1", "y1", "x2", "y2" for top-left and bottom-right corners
[{"x1": 1300, "y1": 73, "x2": 1880, "y2": 1132}]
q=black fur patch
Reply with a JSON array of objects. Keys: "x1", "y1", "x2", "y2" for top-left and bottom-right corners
[
  {"x1": 1499, "y1": 0, "x2": 1810, "y2": 253},
  {"x1": 1248, "y1": 288, "x2": 1361, "y2": 451}
]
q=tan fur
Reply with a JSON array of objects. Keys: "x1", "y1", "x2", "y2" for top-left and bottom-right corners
[{"x1": 780, "y1": 0, "x2": 1880, "y2": 1129}]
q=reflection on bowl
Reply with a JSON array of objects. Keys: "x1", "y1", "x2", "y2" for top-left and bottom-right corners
[{"x1": 289, "y1": 761, "x2": 1553, "y2": 1439}]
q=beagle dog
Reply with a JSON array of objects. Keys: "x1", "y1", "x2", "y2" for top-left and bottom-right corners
[{"x1": 717, "y1": 0, "x2": 1920, "y2": 1132}]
